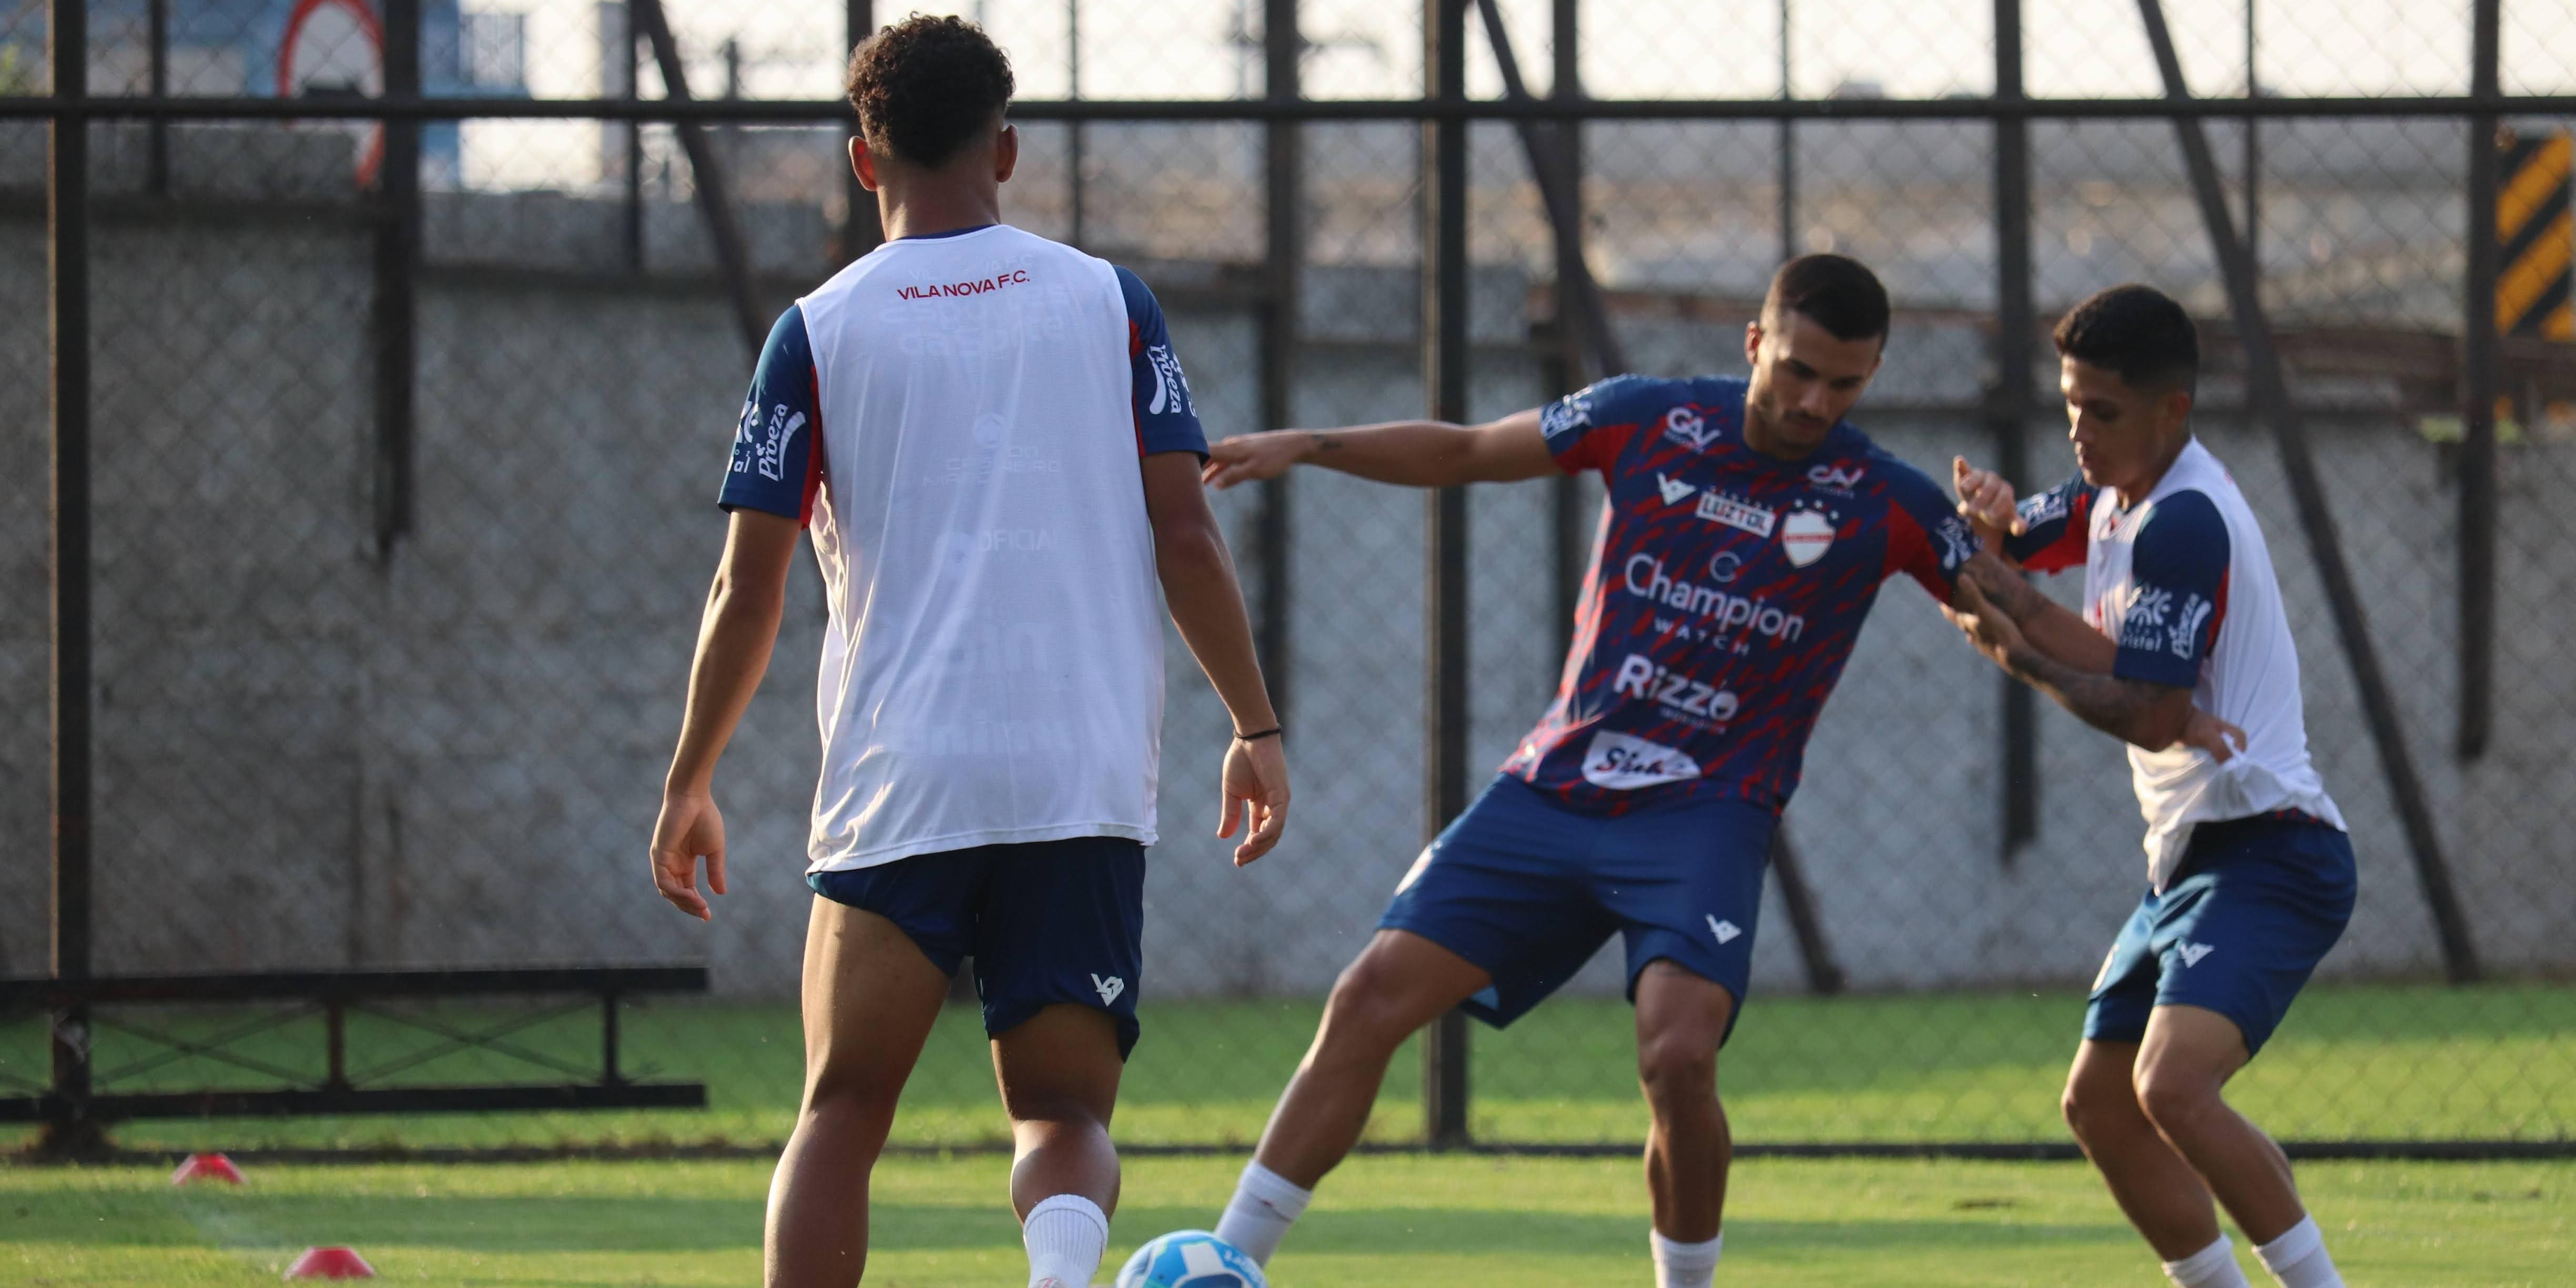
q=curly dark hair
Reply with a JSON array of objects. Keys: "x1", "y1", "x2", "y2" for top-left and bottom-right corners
[
  {"x1": 2054, "y1": 283, "x2": 2199, "y2": 393},
  {"x1": 844, "y1": 15, "x2": 1016, "y2": 169}
]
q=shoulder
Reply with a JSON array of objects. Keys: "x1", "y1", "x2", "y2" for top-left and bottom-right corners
[
  {"x1": 2139, "y1": 488, "x2": 2229, "y2": 550},
  {"x1": 1543, "y1": 373, "x2": 1692, "y2": 438},
  {"x1": 1855, "y1": 440, "x2": 1947, "y2": 506}
]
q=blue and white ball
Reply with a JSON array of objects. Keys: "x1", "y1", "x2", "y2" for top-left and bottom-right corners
[{"x1": 1114, "y1": 1229, "x2": 1267, "y2": 1288}]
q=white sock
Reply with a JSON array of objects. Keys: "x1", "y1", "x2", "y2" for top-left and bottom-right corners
[
  {"x1": 2163, "y1": 1234, "x2": 2253, "y2": 1288},
  {"x1": 1212, "y1": 1160, "x2": 1312, "y2": 1267},
  {"x1": 1651, "y1": 1230, "x2": 1722, "y2": 1288},
  {"x1": 2255, "y1": 1216, "x2": 2343, "y2": 1288},
  {"x1": 1023, "y1": 1193, "x2": 1109, "y2": 1288}
]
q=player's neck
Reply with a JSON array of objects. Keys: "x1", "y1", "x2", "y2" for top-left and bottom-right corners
[
  {"x1": 1740, "y1": 408, "x2": 1823, "y2": 462},
  {"x1": 2113, "y1": 431, "x2": 2193, "y2": 510},
  {"x1": 875, "y1": 183, "x2": 1004, "y2": 242}
]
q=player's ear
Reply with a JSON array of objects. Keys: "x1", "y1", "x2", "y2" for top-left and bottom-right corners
[
  {"x1": 1742, "y1": 319, "x2": 1763, "y2": 368},
  {"x1": 850, "y1": 136, "x2": 880, "y2": 192},
  {"x1": 2160, "y1": 387, "x2": 2193, "y2": 437},
  {"x1": 992, "y1": 120, "x2": 1019, "y2": 183}
]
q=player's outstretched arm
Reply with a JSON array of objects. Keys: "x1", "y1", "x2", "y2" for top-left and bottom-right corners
[
  {"x1": 651, "y1": 509, "x2": 800, "y2": 920},
  {"x1": 1142, "y1": 451, "x2": 1291, "y2": 866},
  {"x1": 1200, "y1": 407, "x2": 1557, "y2": 491},
  {"x1": 1942, "y1": 576, "x2": 2205, "y2": 754}
]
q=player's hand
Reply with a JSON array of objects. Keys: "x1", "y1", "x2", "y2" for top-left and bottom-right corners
[
  {"x1": 1952, "y1": 455, "x2": 2026, "y2": 539},
  {"x1": 1940, "y1": 575, "x2": 2028, "y2": 670},
  {"x1": 1217, "y1": 734, "x2": 1290, "y2": 866},
  {"x1": 2182, "y1": 706, "x2": 2247, "y2": 764},
  {"x1": 1202, "y1": 431, "x2": 1312, "y2": 491},
  {"x1": 648, "y1": 789, "x2": 728, "y2": 920}
]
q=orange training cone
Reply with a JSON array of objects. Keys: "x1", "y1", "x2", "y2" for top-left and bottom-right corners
[
  {"x1": 171, "y1": 1153, "x2": 246, "y2": 1186},
  {"x1": 283, "y1": 1246, "x2": 376, "y2": 1280}
]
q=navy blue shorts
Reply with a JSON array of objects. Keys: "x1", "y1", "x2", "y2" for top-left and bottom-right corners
[
  {"x1": 2084, "y1": 814, "x2": 2356, "y2": 1058},
  {"x1": 1378, "y1": 775, "x2": 1773, "y2": 1041},
  {"x1": 808, "y1": 835, "x2": 1146, "y2": 1059}
]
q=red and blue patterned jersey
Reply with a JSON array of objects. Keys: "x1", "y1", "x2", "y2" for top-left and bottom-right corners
[{"x1": 1500, "y1": 374, "x2": 1978, "y2": 816}]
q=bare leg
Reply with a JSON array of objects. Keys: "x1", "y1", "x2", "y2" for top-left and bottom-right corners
[
  {"x1": 765, "y1": 897, "x2": 951, "y2": 1288},
  {"x1": 1248, "y1": 930, "x2": 1490, "y2": 1188},
  {"x1": 992, "y1": 1003, "x2": 1127, "y2": 1220},
  {"x1": 1632, "y1": 961, "x2": 1735, "y2": 1243},
  {"x1": 2064, "y1": 1038, "x2": 2225, "y2": 1261},
  {"x1": 2133, "y1": 1005, "x2": 2308, "y2": 1245}
]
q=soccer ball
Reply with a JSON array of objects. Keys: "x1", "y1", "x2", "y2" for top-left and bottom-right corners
[{"x1": 1113, "y1": 1229, "x2": 1267, "y2": 1288}]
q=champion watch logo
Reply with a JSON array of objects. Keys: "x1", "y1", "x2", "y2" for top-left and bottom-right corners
[
  {"x1": 1707, "y1": 915, "x2": 1742, "y2": 945},
  {"x1": 1656, "y1": 473, "x2": 1697, "y2": 505},
  {"x1": 1091, "y1": 973, "x2": 1126, "y2": 1005},
  {"x1": 2175, "y1": 942, "x2": 2215, "y2": 968}
]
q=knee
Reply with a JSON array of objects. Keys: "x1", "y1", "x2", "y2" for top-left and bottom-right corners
[
  {"x1": 1314, "y1": 960, "x2": 1423, "y2": 1058},
  {"x1": 803, "y1": 1049, "x2": 904, "y2": 1119},
  {"x1": 2061, "y1": 1073, "x2": 2119, "y2": 1142},
  {"x1": 1636, "y1": 1030, "x2": 1719, "y2": 1113},
  {"x1": 2132, "y1": 1062, "x2": 2222, "y2": 1136}
]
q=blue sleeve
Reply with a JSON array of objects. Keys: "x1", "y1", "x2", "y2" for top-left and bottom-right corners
[
  {"x1": 720, "y1": 304, "x2": 822, "y2": 524},
  {"x1": 2004, "y1": 473, "x2": 2095, "y2": 573},
  {"x1": 1115, "y1": 266, "x2": 1209, "y2": 458},
  {"x1": 1540, "y1": 374, "x2": 1674, "y2": 474},
  {"x1": 2113, "y1": 490, "x2": 2231, "y2": 688},
  {"x1": 1874, "y1": 451, "x2": 1980, "y2": 598}
]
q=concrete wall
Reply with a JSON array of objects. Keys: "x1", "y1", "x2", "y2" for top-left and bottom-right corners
[{"x1": 3, "y1": 152, "x2": 2569, "y2": 996}]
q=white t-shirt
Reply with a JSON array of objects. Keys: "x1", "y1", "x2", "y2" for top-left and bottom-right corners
[
  {"x1": 2012, "y1": 438, "x2": 2345, "y2": 888},
  {"x1": 718, "y1": 224, "x2": 1208, "y2": 871}
]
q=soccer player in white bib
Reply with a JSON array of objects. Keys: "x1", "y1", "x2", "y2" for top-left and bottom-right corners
[
  {"x1": 645, "y1": 18, "x2": 1290, "y2": 1288},
  {"x1": 1945, "y1": 285, "x2": 2352, "y2": 1288}
]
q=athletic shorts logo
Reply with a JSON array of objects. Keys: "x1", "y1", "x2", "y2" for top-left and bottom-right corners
[
  {"x1": 1663, "y1": 405, "x2": 1721, "y2": 452},
  {"x1": 1091, "y1": 973, "x2": 1127, "y2": 1005},
  {"x1": 1579, "y1": 729, "x2": 1702, "y2": 789},
  {"x1": 2174, "y1": 941, "x2": 2215, "y2": 968},
  {"x1": 1707, "y1": 915, "x2": 1742, "y2": 944},
  {"x1": 1781, "y1": 509, "x2": 1837, "y2": 567},
  {"x1": 1656, "y1": 473, "x2": 1698, "y2": 505},
  {"x1": 1696, "y1": 491, "x2": 1777, "y2": 537}
]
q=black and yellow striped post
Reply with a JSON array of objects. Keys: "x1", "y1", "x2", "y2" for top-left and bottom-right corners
[{"x1": 2499, "y1": 128, "x2": 2572, "y2": 341}]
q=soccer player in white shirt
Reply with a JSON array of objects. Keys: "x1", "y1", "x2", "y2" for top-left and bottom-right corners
[
  {"x1": 1946, "y1": 285, "x2": 2352, "y2": 1288},
  {"x1": 645, "y1": 18, "x2": 1290, "y2": 1288}
]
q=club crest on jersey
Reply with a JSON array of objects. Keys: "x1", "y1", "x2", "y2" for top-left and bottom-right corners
[
  {"x1": 1780, "y1": 509, "x2": 1837, "y2": 566},
  {"x1": 1695, "y1": 492, "x2": 1776, "y2": 537},
  {"x1": 1662, "y1": 405, "x2": 1721, "y2": 452},
  {"x1": 1579, "y1": 729, "x2": 1702, "y2": 790}
]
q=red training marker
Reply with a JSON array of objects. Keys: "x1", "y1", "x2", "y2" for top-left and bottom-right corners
[
  {"x1": 283, "y1": 1246, "x2": 377, "y2": 1280},
  {"x1": 171, "y1": 1153, "x2": 246, "y2": 1186}
]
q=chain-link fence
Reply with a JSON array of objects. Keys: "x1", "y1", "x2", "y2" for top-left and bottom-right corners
[{"x1": 3, "y1": 0, "x2": 2573, "y2": 1157}]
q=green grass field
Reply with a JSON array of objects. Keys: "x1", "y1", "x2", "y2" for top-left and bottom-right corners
[
  {"x1": 4, "y1": 1154, "x2": 2570, "y2": 1285},
  {"x1": 6, "y1": 983, "x2": 2571, "y2": 1153}
]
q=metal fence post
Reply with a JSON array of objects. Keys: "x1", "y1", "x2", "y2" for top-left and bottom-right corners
[
  {"x1": 2134, "y1": 0, "x2": 2481, "y2": 983},
  {"x1": 1256, "y1": 0, "x2": 1300, "y2": 711},
  {"x1": 373, "y1": 0, "x2": 422, "y2": 559},
  {"x1": 1991, "y1": 0, "x2": 2037, "y2": 857},
  {"x1": 1422, "y1": 0, "x2": 1472, "y2": 1151},
  {"x1": 2459, "y1": 0, "x2": 2500, "y2": 761},
  {"x1": 46, "y1": 0, "x2": 99, "y2": 1160},
  {"x1": 840, "y1": 1, "x2": 880, "y2": 264},
  {"x1": 1548, "y1": 0, "x2": 1585, "y2": 655},
  {"x1": 634, "y1": 0, "x2": 768, "y2": 356}
]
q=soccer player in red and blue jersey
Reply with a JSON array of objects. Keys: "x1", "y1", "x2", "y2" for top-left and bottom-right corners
[{"x1": 1197, "y1": 256, "x2": 1995, "y2": 1287}]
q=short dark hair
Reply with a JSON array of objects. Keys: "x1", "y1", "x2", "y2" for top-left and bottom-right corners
[
  {"x1": 844, "y1": 15, "x2": 1015, "y2": 169},
  {"x1": 2053, "y1": 284, "x2": 2199, "y2": 393},
  {"x1": 1762, "y1": 253, "x2": 1891, "y2": 344}
]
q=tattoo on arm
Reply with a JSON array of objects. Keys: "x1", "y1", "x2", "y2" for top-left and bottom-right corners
[
  {"x1": 1958, "y1": 551, "x2": 2048, "y2": 620},
  {"x1": 1309, "y1": 432, "x2": 1340, "y2": 453},
  {"x1": 2003, "y1": 643, "x2": 2178, "y2": 750}
]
